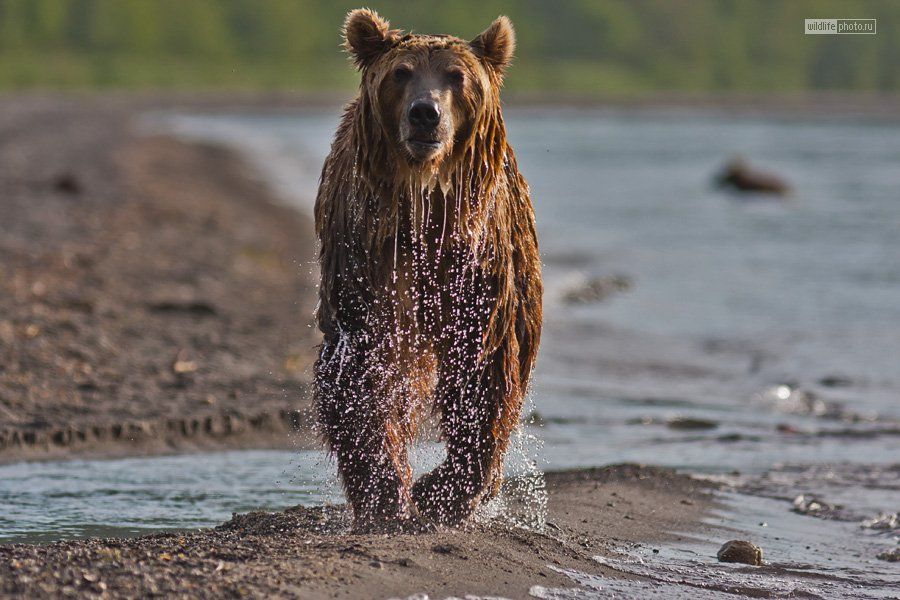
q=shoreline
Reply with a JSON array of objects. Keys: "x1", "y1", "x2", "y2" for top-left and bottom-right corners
[
  {"x1": 7, "y1": 89, "x2": 900, "y2": 120},
  {"x1": 0, "y1": 464, "x2": 721, "y2": 598}
]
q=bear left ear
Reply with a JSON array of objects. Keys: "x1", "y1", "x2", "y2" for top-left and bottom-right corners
[
  {"x1": 470, "y1": 16, "x2": 516, "y2": 74},
  {"x1": 343, "y1": 8, "x2": 398, "y2": 69}
]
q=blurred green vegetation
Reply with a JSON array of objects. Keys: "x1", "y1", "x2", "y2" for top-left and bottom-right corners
[{"x1": 0, "y1": 0, "x2": 897, "y2": 94}]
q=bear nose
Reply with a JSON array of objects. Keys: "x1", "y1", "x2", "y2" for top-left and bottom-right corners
[{"x1": 408, "y1": 100, "x2": 440, "y2": 130}]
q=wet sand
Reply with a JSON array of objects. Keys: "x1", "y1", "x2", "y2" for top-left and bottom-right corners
[
  {"x1": 0, "y1": 464, "x2": 718, "y2": 599},
  {"x1": 0, "y1": 96, "x2": 319, "y2": 463}
]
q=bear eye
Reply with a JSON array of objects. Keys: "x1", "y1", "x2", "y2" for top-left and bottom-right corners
[
  {"x1": 447, "y1": 68, "x2": 465, "y2": 86},
  {"x1": 393, "y1": 65, "x2": 413, "y2": 82}
]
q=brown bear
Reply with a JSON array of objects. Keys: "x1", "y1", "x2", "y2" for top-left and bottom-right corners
[{"x1": 314, "y1": 8, "x2": 542, "y2": 531}]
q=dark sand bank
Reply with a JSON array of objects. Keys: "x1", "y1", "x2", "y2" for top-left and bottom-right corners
[
  {"x1": 0, "y1": 97, "x2": 319, "y2": 463},
  {"x1": 0, "y1": 464, "x2": 718, "y2": 599}
]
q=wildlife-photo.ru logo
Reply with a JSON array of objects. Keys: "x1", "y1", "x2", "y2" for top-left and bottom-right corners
[{"x1": 804, "y1": 19, "x2": 876, "y2": 34}]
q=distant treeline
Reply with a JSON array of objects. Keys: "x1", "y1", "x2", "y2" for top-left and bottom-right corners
[{"x1": 0, "y1": 0, "x2": 897, "y2": 93}]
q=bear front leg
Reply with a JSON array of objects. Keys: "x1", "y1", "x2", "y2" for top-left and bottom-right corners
[
  {"x1": 412, "y1": 344, "x2": 523, "y2": 526},
  {"x1": 315, "y1": 338, "x2": 415, "y2": 532}
]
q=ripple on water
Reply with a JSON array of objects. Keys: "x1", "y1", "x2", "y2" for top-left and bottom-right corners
[{"x1": 0, "y1": 450, "x2": 341, "y2": 544}]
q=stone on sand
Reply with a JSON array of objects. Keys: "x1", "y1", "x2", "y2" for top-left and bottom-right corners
[{"x1": 717, "y1": 540, "x2": 763, "y2": 565}]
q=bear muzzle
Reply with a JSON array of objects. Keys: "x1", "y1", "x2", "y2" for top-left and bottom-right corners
[{"x1": 403, "y1": 98, "x2": 447, "y2": 161}]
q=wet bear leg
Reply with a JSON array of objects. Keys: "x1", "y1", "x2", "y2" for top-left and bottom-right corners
[
  {"x1": 315, "y1": 339, "x2": 415, "y2": 531},
  {"x1": 412, "y1": 344, "x2": 523, "y2": 526}
]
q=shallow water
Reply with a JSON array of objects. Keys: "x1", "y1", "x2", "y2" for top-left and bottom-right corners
[
  {"x1": 158, "y1": 107, "x2": 900, "y2": 464},
  {"x1": 530, "y1": 489, "x2": 899, "y2": 599},
  {"x1": 0, "y1": 450, "x2": 340, "y2": 544},
  {"x1": 4, "y1": 108, "x2": 899, "y2": 595}
]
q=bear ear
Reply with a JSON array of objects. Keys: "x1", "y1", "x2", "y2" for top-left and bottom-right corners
[
  {"x1": 470, "y1": 16, "x2": 516, "y2": 74},
  {"x1": 343, "y1": 8, "x2": 397, "y2": 69}
]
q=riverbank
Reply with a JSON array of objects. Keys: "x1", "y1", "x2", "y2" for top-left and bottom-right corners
[
  {"x1": 0, "y1": 464, "x2": 721, "y2": 599},
  {"x1": 5, "y1": 92, "x2": 900, "y2": 462},
  {"x1": 3, "y1": 93, "x2": 900, "y2": 598},
  {"x1": 0, "y1": 96, "x2": 319, "y2": 463}
]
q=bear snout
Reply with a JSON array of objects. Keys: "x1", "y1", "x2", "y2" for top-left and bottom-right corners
[
  {"x1": 407, "y1": 99, "x2": 441, "y2": 132},
  {"x1": 404, "y1": 96, "x2": 447, "y2": 162},
  {"x1": 403, "y1": 97, "x2": 446, "y2": 161}
]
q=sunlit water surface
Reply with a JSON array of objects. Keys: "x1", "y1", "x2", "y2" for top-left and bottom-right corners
[{"x1": 4, "y1": 109, "x2": 899, "y2": 597}]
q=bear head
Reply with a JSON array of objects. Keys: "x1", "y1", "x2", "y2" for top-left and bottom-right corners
[{"x1": 343, "y1": 9, "x2": 515, "y2": 167}]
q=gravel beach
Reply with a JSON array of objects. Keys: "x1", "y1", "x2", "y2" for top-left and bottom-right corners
[
  {"x1": 0, "y1": 95, "x2": 320, "y2": 463},
  {"x1": 0, "y1": 464, "x2": 718, "y2": 599}
]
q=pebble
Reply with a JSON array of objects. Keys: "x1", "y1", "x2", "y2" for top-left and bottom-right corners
[
  {"x1": 666, "y1": 417, "x2": 718, "y2": 430},
  {"x1": 717, "y1": 540, "x2": 763, "y2": 566},
  {"x1": 877, "y1": 549, "x2": 899, "y2": 562},
  {"x1": 792, "y1": 494, "x2": 834, "y2": 515},
  {"x1": 818, "y1": 375, "x2": 853, "y2": 388}
]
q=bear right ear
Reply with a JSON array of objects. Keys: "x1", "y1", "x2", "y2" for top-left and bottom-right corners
[
  {"x1": 470, "y1": 16, "x2": 516, "y2": 75},
  {"x1": 342, "y1": 9, "x2": 397, "y2": 69}
]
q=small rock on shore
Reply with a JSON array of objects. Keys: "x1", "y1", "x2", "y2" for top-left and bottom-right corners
[{"x1": 717, "y1": 540, "x2": 763, "y2": 565}]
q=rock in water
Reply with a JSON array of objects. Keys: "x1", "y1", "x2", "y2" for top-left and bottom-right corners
[
  {"x1": 792, "y1": 494, "x2": 836, "y2": 516},
  {"x1": 717, "y1": 540, "x2": 763, "y2": 565},
  {"x1": 877, "y1": 548, "x2": 900, "y2": 562},
  {"x1": 715, "y1": 157, "x2": 791, "y2": 196},
  {"x1": 561, "y1": 273, "x2": 632, "y2": 305},
  {"x1": 666, "y1": 416, "x2": 718, "y2": 430}
]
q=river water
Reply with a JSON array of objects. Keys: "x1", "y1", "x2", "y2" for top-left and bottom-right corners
[{"x1": 3, "y1": 107, "x2": 898, "y2": 597}]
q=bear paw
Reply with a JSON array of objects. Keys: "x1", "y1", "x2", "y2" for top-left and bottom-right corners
[{"x1": 411, "y1": 467, "x2": 479, "y2": 527}]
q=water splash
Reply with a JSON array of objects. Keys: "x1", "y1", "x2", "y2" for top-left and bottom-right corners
[{"x1": 477, "y1": 417, "x2": 548, "y2": 531}]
